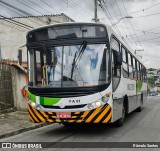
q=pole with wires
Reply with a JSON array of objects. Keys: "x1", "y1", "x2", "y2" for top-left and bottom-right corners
[{"x1": 92, "y1": 0, "x2": 99, "y2": 22}]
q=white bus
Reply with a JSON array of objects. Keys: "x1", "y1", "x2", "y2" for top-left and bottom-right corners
[{"x1": 23, "y1": 22, "x2": 147, "y2": 127}]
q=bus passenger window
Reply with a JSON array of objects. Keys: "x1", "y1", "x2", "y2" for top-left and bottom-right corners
[{"x1": 122, "y1": 47, "x2": 128, "y2": 78}]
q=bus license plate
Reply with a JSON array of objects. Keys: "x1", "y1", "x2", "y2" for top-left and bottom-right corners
[{"x1": 56, "y1": 112, "x2": 71, "y2": 118}]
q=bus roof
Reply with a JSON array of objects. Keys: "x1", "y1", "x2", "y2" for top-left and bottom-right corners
[{"x1": 27, "y1": 22, "x2": 145, "y2": 67}]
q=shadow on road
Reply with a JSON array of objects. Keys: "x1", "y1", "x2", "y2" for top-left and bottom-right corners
[{"x1": 43, "y1": 106, "x2": 148, "y2": 138}]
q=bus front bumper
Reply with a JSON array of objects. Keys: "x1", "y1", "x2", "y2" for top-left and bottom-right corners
[{"x1": 27, "y1": 103, "x2": 112, "y2": 124}]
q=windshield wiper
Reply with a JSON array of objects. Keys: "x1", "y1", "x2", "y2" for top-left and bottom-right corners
[{"x1": 71, "y1": 41, "x2": 87, "y2": 80}]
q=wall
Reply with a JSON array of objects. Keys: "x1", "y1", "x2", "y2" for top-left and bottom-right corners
[{"x1": 11, "y1": 67, "x2": 27, "y2": 111}]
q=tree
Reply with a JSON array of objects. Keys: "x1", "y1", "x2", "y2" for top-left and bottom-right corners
[{"x1": 147, "y1": 76, "x2": 158, "y2": 87}]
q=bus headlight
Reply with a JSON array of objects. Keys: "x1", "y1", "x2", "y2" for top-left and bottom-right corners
[
  {"x1": 29, "y1": 101, "x2": 41, "y2": 110},
  {"x1": 36, "y1": 104, "x2": 41, "y2": 110},
  {"x1": 95, "y1": 101, "x2": 101, "y2": 107},
  {"x1": 87, "y1": 103, "x2": 94, "y2": 110},
  {"x1": 30, "y1": 102, "x2": 36, "y2": 108},
  {"x1": 101, "y1": 93, "x2": 110, "y2": 103}
]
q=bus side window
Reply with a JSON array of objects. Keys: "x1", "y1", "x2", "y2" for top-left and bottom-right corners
[
  {"x1": 135, "y1": 59, "x2": 138, "y2": 80},
  {"x1": 122, "y1": 47, "x2": 128, "y2": 78},
  {"x1": 137, "y1": 62, "x2": 140, "y2": 80},
  {"x1": 139, "y1": 63, "x2": 142, "y2": 81},
  {"x1": 128, "y1": 53, "x2": 133, "y2": 79},
  {"x1": 133, "y1": 57, "x2": 136, "y2": 79},
  {"x1": 111, "y1": 37, "x2": 121, "y2": 92}
]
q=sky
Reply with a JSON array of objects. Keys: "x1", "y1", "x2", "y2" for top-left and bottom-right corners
[{"x1": 0, "y1": 0, "x2": 160, "y2": 69}]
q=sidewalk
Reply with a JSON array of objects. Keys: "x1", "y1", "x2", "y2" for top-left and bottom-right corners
[{"x1": 0, "y1": 111, "x2": 51, "y2": 139}]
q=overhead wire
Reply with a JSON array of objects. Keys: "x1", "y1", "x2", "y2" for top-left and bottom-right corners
[
  {"x1": 99, "y1": 0, "x2": 128, "y2": 44},
  {"x1": 16, "y1": 0, "x2": 45, "y2": 15},
  {"x1": 114, "y1": 0, "x2": 136, "y2": 45},
  {"x1": 106, "y1": 1, "x2": 160, "y2": 18},
  {"x1": 28, "y1": 0, "x2": 53, "y2": 15},
  {"x1": 121, "y1": 0, "x2": 141, "y2": 46},
  {"x1": 0, "y1": 1, "x2": 43, "y2": 26},
  {"x1": 40, "y1": 0, "x2": 61, "y2": 14},
  {"x1": 0, "y1": 14, "x2": 33, "y2": 30},
  {"x1": 62, "y1": 0, "x2": 91, "y2": 20},
  {"x1": 0, "y1": 20, "x2": 26, "y2": 32},
  {"x1": 0, "y1": 0, "x2": 47, "y2": 25},
  {"x1": 101, "y1": 0, "x2": 131, "y2": 45},
  {"x1": 69, "y1": 0, "x2": 93, "y2": 18}
]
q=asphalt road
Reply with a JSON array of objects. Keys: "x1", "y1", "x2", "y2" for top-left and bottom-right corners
[{"x1": 1, "y1": 96, "x2": 160, "y2": 151}]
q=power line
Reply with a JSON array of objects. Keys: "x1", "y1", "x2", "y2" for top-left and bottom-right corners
[
  {"x1": 16, "y1": 0, "x2": 44, "y2": 15},
  {"x1": 0, "y1": 20, "x2": 26, "y2": 32},
  {"x1": 117, "y1": 25, "x2": 160, "y2": 34},
  {"x1": 135, "y1": 36, "x2": 160, "y2": 42},
  {"x1": 106, "y1": 1, "x2": 160, "y2": 18},
  {"x1": 0, "y1": 15, "x2": 33, "y2": 30},
  {"x1": 101, "y1": 1, "x2": 126, "y2": 43},
  {"x1": 69, "y1": 0, "x2": 93, "y2": 18},
  {"x1": 40, "y1": 0, "x2": 61, "y2": 14},
  {"x1": 0, "y1": 1, "x2": 44, "y2": 26},
  {"x1": 121, "y1": 0, "x2": 141, "y2": 46},
  {"x1": 28, "y1": 0, "x2": 52, "y2": 14},
  {"x1": 134, "y1": 12, "x2": 160, "y2": 18},
  {"x1": 99, "y1": 0, "x2": 129, "y2": 45},
  {"x1": 102, "y1": 0, "x2": 132, "y2": 45},
  {"x1": 62, "y1": 0, "x2": 91, "y2": 20},
  {"x1": 114, "y1": 0, "x2": 136, "y2": 45},
  {"x1": 0, "y1": 0, "x2": 47, "y2": 25}
]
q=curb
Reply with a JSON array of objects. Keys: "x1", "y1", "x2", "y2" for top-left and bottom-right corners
[{"x1": 0, "y1": 123, "x2": 51, "y2": 140}]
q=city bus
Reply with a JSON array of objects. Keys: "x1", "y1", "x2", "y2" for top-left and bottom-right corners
[{"x1": 23, "y1": 22, "x2": 147, "y2": 127}]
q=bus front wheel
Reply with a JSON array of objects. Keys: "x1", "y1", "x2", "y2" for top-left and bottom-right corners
[{"x1": 115, "y1": 105, "x2": 126, "y2": 127}]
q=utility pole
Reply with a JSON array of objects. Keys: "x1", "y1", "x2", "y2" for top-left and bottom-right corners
[
  {"x1": 92, "y1": 0, "x2": 99, "y2": 22},
  {"x1": 0, "y1": 44, "x2": 2, "y2": 62}
]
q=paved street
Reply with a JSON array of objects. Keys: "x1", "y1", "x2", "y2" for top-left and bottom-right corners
[{"x1": 1, "y1": 96, "x2": 160, "y2": 151}]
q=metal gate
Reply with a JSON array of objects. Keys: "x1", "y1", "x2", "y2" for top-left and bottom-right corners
[{"x1": 0, "y1": 62, "x2": 14, "y2": 111}]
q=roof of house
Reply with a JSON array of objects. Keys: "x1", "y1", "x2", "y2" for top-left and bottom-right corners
[
  {"x1": 0, "y1": 13, "x2": 74, "y2": 22},
  {"x1": 2, "y1": 59, "x2": 27, "y2": 68}
]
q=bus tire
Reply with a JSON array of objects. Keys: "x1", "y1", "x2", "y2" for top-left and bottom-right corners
[
  {"x1": 115, "y1": 104, "x2": 126, "y2": 127},
  {"x1": 61, "y1": 122, "x2": 74, "y2": 127}
]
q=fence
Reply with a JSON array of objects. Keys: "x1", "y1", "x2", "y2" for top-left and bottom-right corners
[{"x1": 0, "y1": 62, "x2": 14, "y2": 111}]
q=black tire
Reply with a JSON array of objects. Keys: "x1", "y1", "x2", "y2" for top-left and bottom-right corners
[
  {"x1": 115, "y1": 105, "x2": 126, "y2": 127},
  {"x1": 61, "y1": 122, "x2": 75, "y2": 127}
]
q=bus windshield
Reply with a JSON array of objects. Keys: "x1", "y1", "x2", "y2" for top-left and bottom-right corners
[{"x1": 28, "y1": 43, "x2": 110, "y2": 88}]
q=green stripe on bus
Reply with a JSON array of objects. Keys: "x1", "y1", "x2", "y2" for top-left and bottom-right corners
[
  {"x1": 40, "y1": 97, "x2": 44, "y2": 105},
  {"x1": 28, "y1": 91, "x2": 61, "y2": 105},
  {"x1": 43, "y1": 98, "x2": 61, "y2": 105},
  {"x1": 28, "y1": 91, "x2": 36, "y2": 103},
  {"x1": 136, "y1": 81, "x2": 142, "y2": 93}
]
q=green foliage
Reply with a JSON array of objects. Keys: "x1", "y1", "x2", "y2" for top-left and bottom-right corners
[
  {"x1": 147, "y1": 72, "x2": 154, "y2": 75},
  {"x1": 147, "y1": 76, "x2": 158, "y2": 87},
  {"x1": 147, "y1": 68, "x2": 156, "y2": 71}
]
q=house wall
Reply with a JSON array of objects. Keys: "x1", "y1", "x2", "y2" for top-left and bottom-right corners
[{"x1": 11, "y1": 67, "x2": 27, "y2": 111}]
